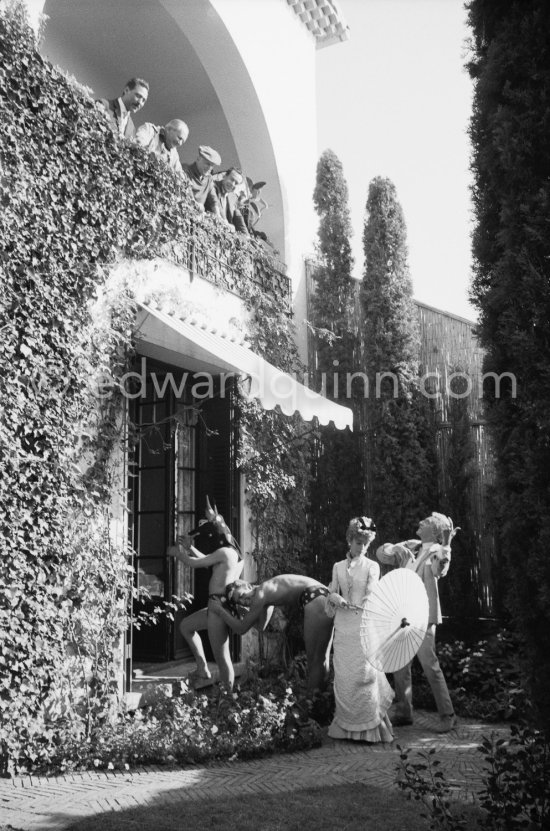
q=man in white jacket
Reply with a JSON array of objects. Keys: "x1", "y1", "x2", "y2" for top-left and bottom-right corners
[
  {"x1": 377, "y1": 512, "x2": 459, "y2": 733},
  {"x1": 135, "y1": 119, "x2": 189, "y2": 176}
]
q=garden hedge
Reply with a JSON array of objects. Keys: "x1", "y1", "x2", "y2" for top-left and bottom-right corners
[{"x1": 468, "y1": 0, "x2": 550, "y2": 732}]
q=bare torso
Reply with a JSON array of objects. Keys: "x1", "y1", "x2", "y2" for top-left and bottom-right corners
[
  {"x1": 209, "y1": 546, "x2": 244, "y2": 594},
  {"x1": 255, "y1": 574, "x2": 324, "y2": 609}
]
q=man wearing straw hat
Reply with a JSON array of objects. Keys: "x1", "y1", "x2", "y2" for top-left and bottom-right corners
[{"x1": 376, "y1": 512, "x2": 459, "y2": 733}]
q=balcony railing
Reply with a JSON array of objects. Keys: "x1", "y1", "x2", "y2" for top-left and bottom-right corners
[
  {"x1": 156, "y1": 209, "x2": 291, "y2": 312},
  {"x1": 115, "y1": 141, "x2": 292, "y2": 312}
]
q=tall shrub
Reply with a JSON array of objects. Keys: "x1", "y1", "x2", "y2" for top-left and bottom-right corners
[
  {"x1": 310, "y1": 149, "x2": 356, "y2": 383},
  {"x1": 467, "y1": 0, "x2": 550, "y2": 730},
  {"x1": 308, "y1": 150, "x2": 363, "y2": 578},
  {"x1": 437, "y1": 377, "x2": 482, "y2": 629},
  {"x1": 359, "y1": 177, "x2": 437, "y2": 544}
]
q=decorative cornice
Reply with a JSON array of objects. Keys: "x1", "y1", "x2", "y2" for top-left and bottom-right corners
[{"x1": 285, "y1": 0, "x2": 350, "y2": 48}]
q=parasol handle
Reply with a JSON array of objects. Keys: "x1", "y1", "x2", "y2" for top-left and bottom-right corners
[{"x1": 400, "y1": 618, "x2": 410, "y2": 628}]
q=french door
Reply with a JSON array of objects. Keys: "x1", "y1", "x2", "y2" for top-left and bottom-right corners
[{"x1": 128, "y1": 360, "x2": 240, "y2": 664}]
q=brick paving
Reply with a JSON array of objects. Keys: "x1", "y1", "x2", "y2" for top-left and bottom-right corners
[{"x1": 0, "y1": 710, "x2": 510, "y2": 831}]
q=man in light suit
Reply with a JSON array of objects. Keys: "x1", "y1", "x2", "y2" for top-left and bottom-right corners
[
  {"x1": 214, "y1": 168, "x2": 248, "y2": 234},
  {"x1": 97, "y1": 77, "x2": 149, "y2": 139},
  {"x1": 377, "y1": 512, "x2": 459, "y2": 733}
]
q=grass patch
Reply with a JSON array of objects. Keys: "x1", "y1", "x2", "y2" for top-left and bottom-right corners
[{"x1": 66, "y1": 782, "x2": 482, "y2": 830}]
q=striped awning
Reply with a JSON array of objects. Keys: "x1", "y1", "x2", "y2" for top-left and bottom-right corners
[{"x1": 134, "y1": 303, "x2": 353, "y2": 430}]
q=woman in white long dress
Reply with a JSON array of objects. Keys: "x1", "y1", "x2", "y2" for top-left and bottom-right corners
[{"x1": 326, "y1": 517, "x2": 394, "y2": 742}]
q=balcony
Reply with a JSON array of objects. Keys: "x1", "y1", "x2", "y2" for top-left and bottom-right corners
[
  {"x1": 123, "y1": 147, "x2": 292, "y2": 314},
  {"x1": 162, "y1": 213, "x2": 291, "y2": 310}
]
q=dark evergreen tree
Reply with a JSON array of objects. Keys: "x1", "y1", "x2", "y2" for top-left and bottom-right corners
[
  {"x1": 360, "y1": 177, "x2": 437, "y2": 545},
  {"x1": 467, "y1": 0, "x2": 550, "y2": 730},
  {"x1": 310, "y1": 148, "x2": 356, "y2": 386},
  {"x1": 308, "y1": 150, "x2": 363, "y2": 580},
  {"x1": 437, "y1": 375, "x2": 482, "y2": 633}
]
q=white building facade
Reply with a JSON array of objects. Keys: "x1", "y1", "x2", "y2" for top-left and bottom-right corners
[{"x1": 24, "y1": 0, "x2": 351, "y2": 681}]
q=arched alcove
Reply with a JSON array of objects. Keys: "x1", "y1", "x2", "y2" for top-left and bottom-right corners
[{"x1": 41, "y1": 0, "x2": 285, "y2": 254}]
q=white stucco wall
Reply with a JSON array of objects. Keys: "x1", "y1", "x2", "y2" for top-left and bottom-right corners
[
  {"x1": 37, "y1": 0, "x2": 319, "y2": 362},
  {"x1": 208, "y1": 0, "x2": 317, "y2": 355},
  {"x1": 15, "y1": 0, "x2": 341, "y2": 683},
  {"x1": 20, "y1": 0, "x2": 45, "y2": 32}
]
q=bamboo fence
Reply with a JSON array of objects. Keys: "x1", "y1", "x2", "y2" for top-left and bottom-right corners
[{"x1": 416, "y1": 301, "x2": 495, "y2": 616}]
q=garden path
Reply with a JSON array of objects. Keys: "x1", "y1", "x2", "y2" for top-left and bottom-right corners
[{"x1": 0, "y1": 710, "x2": 510, "y2": 831}]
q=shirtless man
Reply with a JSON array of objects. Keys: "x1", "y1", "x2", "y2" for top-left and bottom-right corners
[
  {"x1": 209, "y1": 574, "x2": 334, "y2": 694},
  {"x1": 168, "y1": 501, "x2": 243, "y2": 688}
]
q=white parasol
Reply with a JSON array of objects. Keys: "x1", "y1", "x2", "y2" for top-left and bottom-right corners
[{"x1": 360, "y1": 569, "x2": 429, "y2": 673}]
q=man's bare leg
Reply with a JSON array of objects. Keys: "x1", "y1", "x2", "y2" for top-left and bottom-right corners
[
  {"x1": 207, "y1": 606, "x2": 235, "y2": 688},
  {"x1": 179, "y1": 608, "x2": 212, "y2": 679},
  {"x1": 304, "y1": 599, "x2": 334, "y2": 694}
]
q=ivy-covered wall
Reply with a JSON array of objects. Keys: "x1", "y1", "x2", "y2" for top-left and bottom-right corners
[{"x1": 0, "y1": 4, "x2": 311, "y2": 771}]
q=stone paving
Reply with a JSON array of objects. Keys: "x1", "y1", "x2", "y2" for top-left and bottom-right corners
[{"x1": 0, "y1": 711, "x2": 510, "y2": 831}]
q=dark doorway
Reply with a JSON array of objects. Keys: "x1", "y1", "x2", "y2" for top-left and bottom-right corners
[{"x1": 128, "y1": 359, "x2": 241, "y2": 665}]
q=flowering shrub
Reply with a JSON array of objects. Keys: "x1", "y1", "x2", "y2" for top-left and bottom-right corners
[
  {"x1": 17, "y1": 672, "x2": 322, "y2": 775},
  {"x1": 409, "y1": 630, "x2": 528, "y2": 721}
]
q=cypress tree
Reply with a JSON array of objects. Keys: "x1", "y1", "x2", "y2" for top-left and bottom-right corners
[
  {"x1": 308, "y1": 150, "x2": 363, "y2": 578},
  {"x1": 360, "y1": 177, "x2": 437, "y2": 545},
  {"x1": 467, "y1": 0, "x2": 550, "y2": 729},
  {"x1": 310, "y1": 148, "x2": 357, "y2": 384},
  {"x1": 437, "y1": 376, "x2": 482, "y2": 632}
]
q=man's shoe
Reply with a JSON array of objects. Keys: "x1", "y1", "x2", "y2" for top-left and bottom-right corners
[
  {"x1": 391, "y1": 715, "x2": 413, "y2": 726},
  {"x1": 434, "y1": 714, "x2": 457, "y2": 733}
]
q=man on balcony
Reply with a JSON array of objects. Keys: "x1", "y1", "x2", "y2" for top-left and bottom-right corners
[
  {"x1": 135, "y1": 118, "x2": 189, "y2": 176},
  {"x1": 182, "y1": 145, "x2": 222, "y2": 214},
  {"x1": 214, "y1": 168, "x2": 249, "y2": 234},
  {"x1": 96, "y1": 77, "x2": 149, "y2": 139}
]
